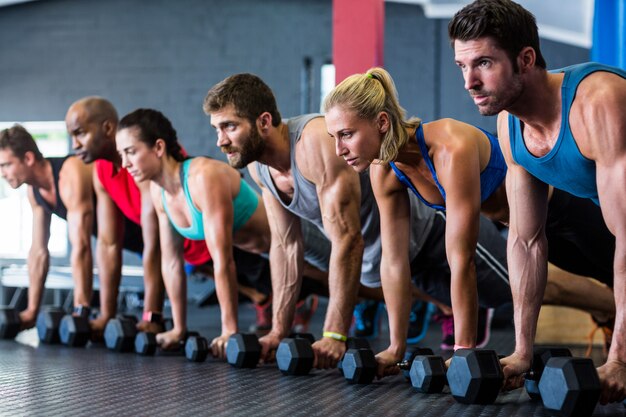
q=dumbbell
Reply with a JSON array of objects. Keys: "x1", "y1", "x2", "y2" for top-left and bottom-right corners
[
  {"x1": 400, "y1": 347, "x2": 435, "y2": 380},
  {"x1": 525, "y1": 346, "x2": 572, "y2": 400},
  {"x1": 341, "y1": 347, "x2": 377, "y2": 384},
  {"x1": 104, "y1": 314, "x2": 139, "y2": 352},
  {"x1": 135, "y1": 328, "x2": 199, "y2": 356},
  {"x1": 276, "y1": 333, "x2": 316, "y2": 376},
  {"x1": 36, "y1": 306, "x2": 66, "y2": 344},
  {"x1": 59, "y1": 305, "x2": 91, "y2": 347},
  {"x1": 185, "y1": 334, "x2": 210, "y2": 363},
  {"x1": 337, "y1": 337, "x2": 371, "y2": 375},
  {"x1": 397, "y1": 349, "x2": 447, "y2": 394},
  {"x1": 0, "y1": 307, "x2": 21, "y2": 339},
  {"x1": 133, "y1": 315, "x2": 173, "y2": 356},
  {"x1": 538, "y1": 357, "x2": 600, "y2": 417},
  {"x1": 447, "y1": 349, "x2": 504, "y2": 404},
  {"x1": 226, "y1": 333, "x2": 262, "y2": 368}
]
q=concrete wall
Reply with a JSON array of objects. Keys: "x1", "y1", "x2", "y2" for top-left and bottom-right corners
[{"x1": 0, "y1": 0, "x2": 588, "y2": 152}]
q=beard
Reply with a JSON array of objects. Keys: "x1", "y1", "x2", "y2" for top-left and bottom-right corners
[
  {"x1": 221, "y1": 127, "x2": 266, "y2": 169},
  {"x1": 472, "y1": 76, "x2": 523, "y2": 116}
]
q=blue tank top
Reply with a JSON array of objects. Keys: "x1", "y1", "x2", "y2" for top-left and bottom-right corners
[
  {"x1": 508, "y1": 62, "x2": 626, "y2": 206},
  {"x1": 162, "y1": 158, "x2": 259, "y2": 240},
  {"x1": 389, "y1": 123, "x2": 506, "y2": 210}
]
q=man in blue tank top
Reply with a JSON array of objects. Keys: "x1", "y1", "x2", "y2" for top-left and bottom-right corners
[{"x1": 449, "y1": 0, "x2": 626, "y2": 404}]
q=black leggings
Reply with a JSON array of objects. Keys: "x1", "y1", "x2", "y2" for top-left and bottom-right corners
[{"x1": 546, "y1": 189, "x2": 615, "y2": 287}]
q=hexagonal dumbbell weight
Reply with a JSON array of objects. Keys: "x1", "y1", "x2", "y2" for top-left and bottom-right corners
[
  {"x1": 226, "y1": 333, "x2": 261, "y2": 368},
  {"x1": 525, "y1": 346, "x2": 572, "y2": 400},
  {"x1": 0, "y1": 307, "x2": 21, "y2": 339},
  {"x1": 342, "y1": 348, "x2": 377, "y2": 384},
  {"x1": 338, "y1": 337, "x2": 371, "y2": 375},
  {"x1": 36, "y1": 307, "x2": 66, "y2": 344},
  {"x1": 185, "y1": 335, "x2": 210, "y2": 363},
  {"x1": 135, "y1": 332, "x2": 158, "y2": 356},
  {"x1": 400, "y1": 347, "x2": 434, "y2": 381},
  {"x1": 447, "y1": 349, "x2": 504, "y2": 404},
  {"x1": 276, "y1": 336, "x2": 315, "y2": 376},
  {"x1": 104, "y1": 315, "x2": 139, "y2": 352},
  {"x1": 59, "y1": 305, "x2": 91, "y2": 347},
  {"x1": 538, "y1": 357, "x2": 601, "y2": 417},
  {"x1": 408, "y1": 354, "x2": 447, "y2": 393}
]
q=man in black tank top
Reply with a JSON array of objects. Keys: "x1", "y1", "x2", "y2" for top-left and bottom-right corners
[{"x1": 0, "y1": 124, "x2": 142, "y2": 337}]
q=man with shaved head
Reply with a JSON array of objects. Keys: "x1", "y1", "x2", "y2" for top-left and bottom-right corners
[{"x1": 65, "y1": 96, "x2": 209, "y2": 335}]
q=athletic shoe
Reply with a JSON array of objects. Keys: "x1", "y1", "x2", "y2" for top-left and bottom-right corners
[
  {"x1": 291, "y1": 294, "x2": 320, "y2": 333},
  {"x1": 434, "y1": 313, "x2": 455, "y2": 351},
  {"x1": 476, "y1": 307, "x2": 494, "y2": 348},
  {"x1": 249, "y1": 295, "x2": 272, "y2": 335},
  {"x1": 406, "y1": 301, "x2": 436, "y2": 344},
  {"x1": 350, "y1": 300, "x2": 383, "y2": 339}
]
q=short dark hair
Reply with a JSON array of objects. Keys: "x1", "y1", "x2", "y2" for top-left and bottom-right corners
[
  {"x1": 0, "y1": 124, "x2": 44, "y2": 161},
  {"x1": 118, "y1": 109, "x2": 185, "y2": 162},
  {"x1": 203, "y1": 73, "x2": 282, "y2": 127},
  {"x1": 448, "y1": 0, "x2": 546, "y2": 70}
]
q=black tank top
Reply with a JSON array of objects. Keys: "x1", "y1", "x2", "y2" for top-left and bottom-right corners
[{"x1": 32, "y1": 157, "x2": 69, "y2": 220}]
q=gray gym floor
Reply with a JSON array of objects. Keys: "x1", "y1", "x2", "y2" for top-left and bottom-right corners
[{"x1": 1, "y1": 297, "x2": 625, "y2": 417}]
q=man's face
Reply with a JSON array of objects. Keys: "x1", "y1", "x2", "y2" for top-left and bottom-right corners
[
  {"x1": 0, "y1": 149, "x2": 29, "y2": 189},
  {"x1": 65, "y1": 106, "x2": 110, "y2": 163},
  {"x1": 209, "y1": 105, "x2": 265, "y2": 169},
  {"x1": 116, "y1": 127, "x2": 160, "y2": 183},
  {"x1": 454, "y1": 37, "x2": 523, "y2": 116},
  {"x1": 325, "y1": 105, "x2": 381, "y2": 173}
]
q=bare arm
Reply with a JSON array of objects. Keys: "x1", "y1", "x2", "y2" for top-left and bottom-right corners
[
  {"x1": 60, "y1": 158, "x2": 95, "y2": 311},
  {"x1": 94, "y1": 171, "x2": 124, "y2": 316},
  {"x1": 191, "y1": 161, "x2": 239, "y2": 357},
  {"x1": 150, "y1": 183, "x2": 187, "y2": 346},
  {"x1": 580, "y1": 77, "x2": 626, "y2": 403},
  {"x1": 137, "y1": 180, "x2": 164, "y2": 316},
  {"x1": 248, "y1": 164, "x2": 304, "y2": 344},
  {"x1": 22, "y1": 187, "x2": 51, "y2": 326},
  {"x1": 370, "y1": 166, "x2": 412, "y2": 372},
  {"x1": 497, "y1": 112, "x2": 549, "y2": 375},
  {"x1": 299, "y1": 119, "x2": 363, "y2": 367},
  {"x1": 431, "y1": 128, "x2": 483, "y2": 349}
]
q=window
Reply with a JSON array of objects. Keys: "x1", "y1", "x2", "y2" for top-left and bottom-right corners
[{"x1": 0, "y1": 121, "x2": 69, "y2": 259}]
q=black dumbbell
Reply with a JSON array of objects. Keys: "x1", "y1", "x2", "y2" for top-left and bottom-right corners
[
  {"x1": 226, "y1": 333, "x2": 262, "y2": 368},
  {"x1": 398, "y1": 352, "x2": 447, "y2": 394},
  {"x1": 135, "y1": 332, "x2": 158, "y2": 356},
  {"x1": 400, "y1": 347, "x2": 434, "y2": 381},
  {"x1": 185, "y1": 335, "x2": 210, "y2": 362},
  {"x1": 104, "y1": 314, "x2": 139, "y2": 352},
  {"x1": 538, "y1": 357, "x2": 601, "y2": 417},
  {"x1": 59, "y1": 305, "x2": 91, "y2": 347},
  {"x1": 0, "y1": 307, "x2": 21, "y2": 339},
  {"x1": 342, "y1": 348, "x2": 377, "y2": 384},
  {"x1": 525, "y1": 346, "x2": 572, "y2": 400},
  {"x1": 36, "y1": 306, "x2": 66, "y2": 344},
  {"x1": 133, "y1": 316, "x2": 174, "y2": 356},
  {"x1": 338, "y1": 337, "x2": 371, "y2": 375},
  {"x1": 447, "y1": 349, "x2": 504, "y2": 404},
  {"x1": 276, "y1": 336, "x2": 315, "y2": 376}
]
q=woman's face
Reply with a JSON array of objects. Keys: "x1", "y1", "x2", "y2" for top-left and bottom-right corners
[
  {"x1": 325, "y1": 105, "x2": 384, "y2": 173},
  {"x1": 116, "y1": 127, "x2": 161, "y2": 183}
]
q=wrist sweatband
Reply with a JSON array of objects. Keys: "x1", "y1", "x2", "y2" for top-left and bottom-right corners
[{"x1": 323, "y1": 331, "x2": 347, "y2": 342}]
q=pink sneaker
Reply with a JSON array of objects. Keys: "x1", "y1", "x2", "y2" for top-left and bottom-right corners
[{"x1": 291, "y1": 295, "x2": 319, "y2": 333}]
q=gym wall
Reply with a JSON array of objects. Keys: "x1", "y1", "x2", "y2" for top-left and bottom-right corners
[{"x1": 0, "y1": 0, "x2": 588, "y2": 157}]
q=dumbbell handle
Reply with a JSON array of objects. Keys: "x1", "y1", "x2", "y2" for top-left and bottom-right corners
[{"x1": 396, "y1": 360, "x2": 411, "y2": 370}]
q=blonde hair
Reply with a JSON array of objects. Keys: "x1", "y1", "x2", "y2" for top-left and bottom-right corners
[{"x1": 323, "y1": 67, "x2": 420, "y2": 163}]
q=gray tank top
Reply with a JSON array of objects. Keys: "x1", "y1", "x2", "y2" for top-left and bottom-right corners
[{"x1": 256, "y1": 114, "x2": 434, "y2": 287}]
